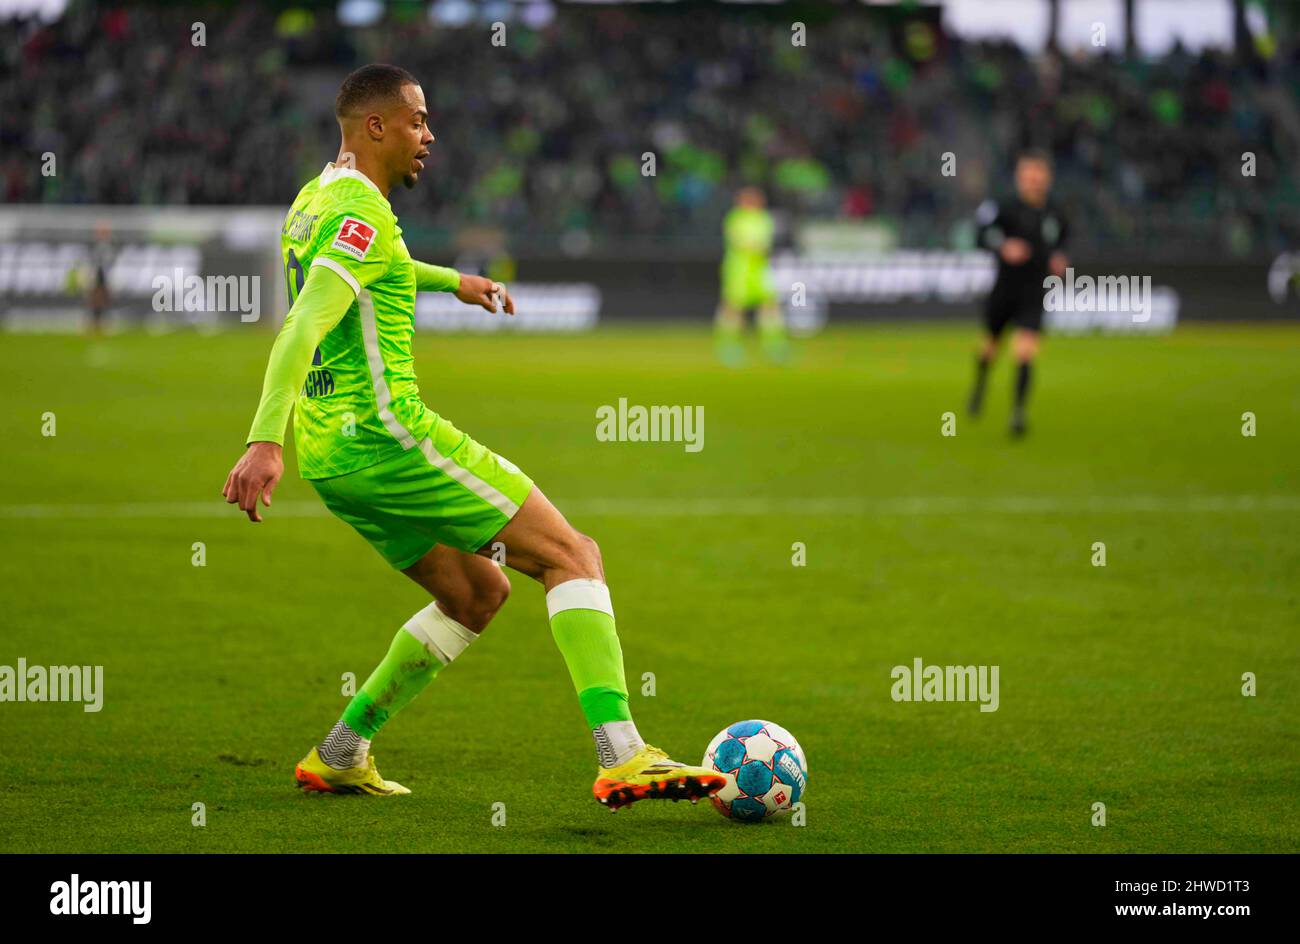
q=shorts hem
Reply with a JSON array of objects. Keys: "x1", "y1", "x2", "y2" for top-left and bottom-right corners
[
  {"x1": 390, "y1": 541, "x2": 440, "y2": 572},
  {"x1": 467, "y1": 479, "x2": 535, "y2": 555}
]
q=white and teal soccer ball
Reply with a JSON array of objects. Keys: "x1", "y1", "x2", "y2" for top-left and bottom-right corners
[{"x1": 703, "y1": 720, "x2": 808, "y2": 822}]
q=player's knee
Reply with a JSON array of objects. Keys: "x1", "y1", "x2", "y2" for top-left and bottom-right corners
[
  {"x1": 559, "y1": 529, "x2": 602, "y2": 577},
  {"x1": 580, "y1": 532, "x2": 602, "y2": 572},
  {"x1": 441, "y1": 571, "x2": 510, "y2": 633},
  {"x1": 478, "y1": 569, "x2": 512, "y2": 625}
]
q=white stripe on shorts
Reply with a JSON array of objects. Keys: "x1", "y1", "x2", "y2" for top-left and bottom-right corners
[
  {"x1": 357, "y1": 289, "x2": 520, "y2": 519},
  {"x1": 418, "y1": 437, "x2": 519, "y2": 518}
]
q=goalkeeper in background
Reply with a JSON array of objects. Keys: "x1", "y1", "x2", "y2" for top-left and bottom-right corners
[{"x1": 715, "y1": 186, "x2": 788, "y2": 365}]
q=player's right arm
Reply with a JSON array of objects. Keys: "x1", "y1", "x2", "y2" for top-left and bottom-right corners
[
  {"x1": 222, "y1": 265, "x2": 356, "y2": 522},
  {"x1": 411, "y1": 260, "x2": 515, "y2": 314},
  {"x1": 225, "y1": 196, "x2": 392, "y2": 521},
  {"x1": 976, "y1": 200, "x2": 1030, "y2": 265}
]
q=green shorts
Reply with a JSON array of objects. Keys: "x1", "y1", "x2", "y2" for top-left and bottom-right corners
[
  {"x1": 722, "y1": 263, "x2": 777, "y2": 310},
  {"x1": 308, "y1": 418, "x2": 534, "y2": 570}
]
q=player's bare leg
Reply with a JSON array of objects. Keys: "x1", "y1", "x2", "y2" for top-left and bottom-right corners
[
  {"x1": 402, "y1": 543, "x2": 511, "y2": 632},
  {"x1": 757, "y1": 301, "x2": 789, "y2": 363},
  {"x1": 1009, "y1": 328, "x2": 1040, "y2": 438},
  {"x1": 481, "y1": 488, "x2": 725, "y2": 810},
  {"x1": 968, "y1": 332, "x2": 1001, "y2": 417},
  {"x1": 295, "y1": 545, "x2": 511, "y2": 796},
  {"x1": 88, "y1": 285, "x2": 108, "y2": 336},
  {"x1": 478, "y1": 487, "x2": 601, "y2": 588},
  {"x1": 714, "y1": 301, "x2": 746, "y2": 367}
]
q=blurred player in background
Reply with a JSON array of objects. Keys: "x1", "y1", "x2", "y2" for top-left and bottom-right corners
[
  {"x1": 715, "y1": 186, "x2": 788, "y2": 366},
  {"x1": 222, "y1": 64, "x2": 724, "y2": 811},
  {"x1": 968, "y1": 150, "x2": 1068, "y2": 437},
  {"x1": 87, "y1": 222, "x2": 114, "y2": 334}
]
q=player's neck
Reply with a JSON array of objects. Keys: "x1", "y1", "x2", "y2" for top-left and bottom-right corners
[{"x1": 335, "y1": 147, "x2": 391, "y2": 198}]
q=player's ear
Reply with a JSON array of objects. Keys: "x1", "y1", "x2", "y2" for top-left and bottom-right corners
[{"x1": 365, "y1": 111, "x2": 384, "y2": 140}]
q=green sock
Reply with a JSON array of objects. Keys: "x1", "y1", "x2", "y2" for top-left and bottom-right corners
[
  {"x1": 341, "y1": 627, "x2": 444, "y2": 739},
  {"x1": 758, "y1": 319, "x2": 785, "y2": 342},
  {"x1": 547, "y1": 580, "x2": 650, "y2": 768},
  {"x1": 546, "y1": 581, "x2": 631, "y2": 728},
  {"x1": 758, "y1": 307, "x2": 788, "y2": 357},
  {"x1": 715, "y1": 321, "x2": 742, "y2": 343}
]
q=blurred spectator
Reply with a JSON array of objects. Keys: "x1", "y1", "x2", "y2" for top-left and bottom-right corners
[{"x1": 1, "y1": 2, "x2": 1296, "y2": 257}]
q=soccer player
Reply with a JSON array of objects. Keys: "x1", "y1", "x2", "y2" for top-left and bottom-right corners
[
  {"x1": 968, "y1": 149, "x2": 1069, "y2": 437},
  {"x1": 86, "y1": 223, "x2": 114, "y2": 335},
  {"x1": 221, "y1": 64, "x2": 724, "y2": 811},
  {"x1": 715, "y1": 186, "x2": 787, "y2": 365}
]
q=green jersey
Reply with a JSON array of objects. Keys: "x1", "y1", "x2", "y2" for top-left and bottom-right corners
[
  {"x1": 722, "y1": 206, "x2": 774, "y2": 268},
  {"x1": 248, "y1": 162, "x2": 458, "y2": 479},
  {"x1": 721, "y1": 205, "x2": 776, "y2": 308}
]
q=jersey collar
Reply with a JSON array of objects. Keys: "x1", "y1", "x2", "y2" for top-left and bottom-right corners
[{"x1": 319, "y1": 162, "x2": 390, "y2": 206}]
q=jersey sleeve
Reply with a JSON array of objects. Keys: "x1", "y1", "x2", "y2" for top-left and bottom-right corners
[
  {"x1": 413, "y1": 260, "x2": 461, "y2": 293},
  {"x1": 975, "y1": 200, "x2": 1006, "y2": 252},
  {"x1": 244, "y1": 264, "x2": 358, "y2": 447},
  {"x1": 307, "y1": 196, "x2": 394, "y2": 296}
]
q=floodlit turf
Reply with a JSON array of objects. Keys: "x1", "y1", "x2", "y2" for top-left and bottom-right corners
[{"x1": 0, "y1": 322, "x2": 1296, "y2": 853}]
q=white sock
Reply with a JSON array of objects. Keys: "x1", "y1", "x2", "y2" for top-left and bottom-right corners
[
  {"x1": 403, "y1": 601, "x2": 478, "y2": 664},
  {"x1": 319, "y1": 720, "x2": 370, "y2": 770},
  {"x1": 593, "y1": 719, "x2": 645, "y2": 769}
]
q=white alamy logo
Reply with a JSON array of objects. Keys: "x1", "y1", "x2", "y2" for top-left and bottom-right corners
[
  {"x1": 151, "y1": 269, "x2": 261, "y2": 322},
  {"x1": 1043, "y1": 268, "x2": 1153, "y2": 323},
  {"x1": 596, "y1": 398, "x2": 704, "y2": 453},
  {"x1": 0, "y1": 658, "x2": 103, "y2": 712},
  {"x1": 891, "y1": 658, "x2": 999, "y2": 712},
  {"x1": 50, "y1": 875, "x2": 151, "y2": 924}
]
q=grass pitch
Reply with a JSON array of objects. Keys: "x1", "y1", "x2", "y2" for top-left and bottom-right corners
[{"x1": 0, "y1": 322, "x2": 1296, "y2": 853}]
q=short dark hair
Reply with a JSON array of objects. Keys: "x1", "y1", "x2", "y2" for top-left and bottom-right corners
[
  {"x1": 1017, "y1": 147, "x2": 1053, "y2": 168},
  {"x1": 335, "y1": 64, "x2": 419, "y2": 120}
]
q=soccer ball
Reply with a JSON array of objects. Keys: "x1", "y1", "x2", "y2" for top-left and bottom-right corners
[{"x1": 703, "y1": 720, "x2": 808, "y2": 822}]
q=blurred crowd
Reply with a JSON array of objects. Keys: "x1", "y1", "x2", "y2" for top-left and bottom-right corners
[{"x1": 3, "y1": 2, "x2": 1298, "y2": 258}]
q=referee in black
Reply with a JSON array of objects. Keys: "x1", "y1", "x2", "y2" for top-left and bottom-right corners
[{"x1": 967, "y1": 149, "x2": 1069, "y2": 437}]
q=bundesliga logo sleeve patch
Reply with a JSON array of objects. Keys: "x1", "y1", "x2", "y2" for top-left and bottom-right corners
[{"x1": 331, "y1": 217, "x2": 377, "y2": 261}]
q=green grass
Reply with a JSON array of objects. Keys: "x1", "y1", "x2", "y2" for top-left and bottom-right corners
[{"x1": 0, "y1": 322, "x2": 1296, "y2": 853}]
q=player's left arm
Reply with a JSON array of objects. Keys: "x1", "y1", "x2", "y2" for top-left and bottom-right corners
[{"x1": 413, "y1": 260, "x2": 514, "y2": 315}]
